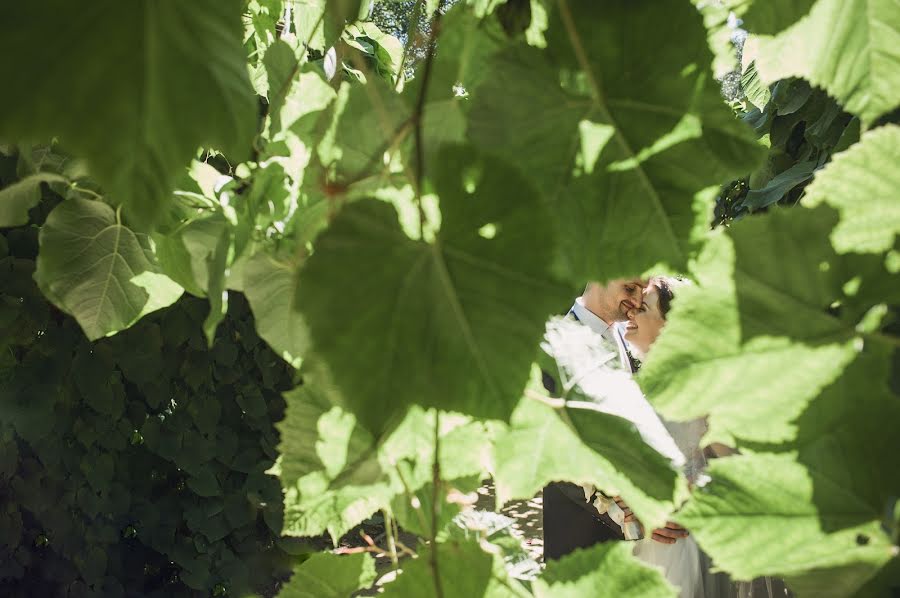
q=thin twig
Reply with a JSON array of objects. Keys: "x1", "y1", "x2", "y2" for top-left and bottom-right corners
[
  {"x1": 429, "y1": 410, "x2": 444, "y2": 598},
  {"x1": 394, "y1": 539, "x2": 418, "y2": 558},
  {"x1": 383, "y1": 509, "x2": 399, "y2": 569}
]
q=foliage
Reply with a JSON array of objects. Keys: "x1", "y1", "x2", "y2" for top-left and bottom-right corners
[
  {"x1": 0, "y1": 0, "x2": 898, "y2": 596},
  {"x1": 0, "y1": 182, "x2": 296, "y2": 596}
]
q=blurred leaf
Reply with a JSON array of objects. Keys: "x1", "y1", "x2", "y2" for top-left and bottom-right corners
[{"x1": 0, "y1": 1, "x2": 256, "y2": 226}]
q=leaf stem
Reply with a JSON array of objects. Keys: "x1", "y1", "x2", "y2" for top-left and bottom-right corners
[
  {"x1": 411, "y1": 6, "x2": 443, "y2": 239},
  {"x1": 70, "y1": 184, "x2": 103, "y2": 200},
  {"x1": 429, "y1": 409, "x2": 444, "y2": 598},
  {"x1": 863, "y1": 330, "x2": 900, "y2": 349}
]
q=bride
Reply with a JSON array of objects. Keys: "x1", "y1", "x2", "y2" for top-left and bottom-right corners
[
  {"x1": 621, "y1": 277, "x2": 788, "y2": 598},
  {"x1": 622, "y1": 276, "x2": 707, "y2": 598}
]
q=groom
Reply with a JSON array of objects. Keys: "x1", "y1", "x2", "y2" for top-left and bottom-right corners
[{"x1": 542, "y1": 278, "x2": 644, "y2": 560}]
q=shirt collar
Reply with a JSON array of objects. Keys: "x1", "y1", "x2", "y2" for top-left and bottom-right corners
[{"x1": 571, "y1": 297, "x2": 613, "y2": 337}]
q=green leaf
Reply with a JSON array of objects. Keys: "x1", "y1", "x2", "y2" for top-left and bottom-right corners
[
  {"x1": 533, "y1": 542, "x2": 676, "y2": 598},
  {"x1": 278, "y1": 552, "x2": 376, "y2": 598},
  {"x1": 264, "y1": 40, "x2": 300, "y2": 137},
  {"x1": 0, "y1": 0, "x2": 256, "y2": 225},
  {"x1": 317, "y1": 77, "x2": 411, "y2": 187},
  {"x1": 740, "y1": 62, "x2": 772, "y2": 111},
  {"x1": 494, "y1": 350, "x2": 687, "y2": 530},
  {"x1": 747, "y1": 0, "x2": 900, "y2": 126},
  {"x1": 153, "y1": 210, "x2": 232, "y2": 344},
  {"x1": 0, "y1": 173, "x2": 66, "y2": 227},
  {"x1": 187, "y1": 468, "x2": 221, "y2": 498},
  {"x1": 681, "y1": 357, "x2": 900, "y2": 595},
  {"x1": 35, "y1": 198, "x2": 183, "y2": 340},
  {"x1": 296, "y1": 146, "x2": 568, "y2": 432},
  {"x1": 278, "y1": 66, "x2": 337, "y2": 140},
  {"x1": 381, "y1": 536, "x2": 523, "y2": 598},
  {"x1": 278, "y1": 377, "x2": 422, "y2": 539},
  {"x1": 242, "y1": 252, "x2": 307, "y2": 369},
  {"x1": 639, "y1": 207, "x2": 860, "y2": 445},
  {"x1": 737, "y1": 0, "x2": 817, "y2": 35},
  {"x1": 802, "y1": 124, "x2": 900, "y2": 254},
  {"x1": 468, "y1": 0, "x2": 764, "y2": 280},
  {"x1": 743, "y1": 160, "x2": 817, "y2": 211},
  {"x1": 679, "y1": 454, "x2": 895, "y2": 597}
]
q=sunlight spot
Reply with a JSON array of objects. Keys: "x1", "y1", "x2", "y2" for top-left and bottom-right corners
[
  {"x1": 463, "y1": 163, "x2": 483, "y2": 194},
  {"x1": 478, "y1": 223, "x2": 499, "y2": 239},
  {"x1": 680, "y1": 63, "x2": 698, "y2": 77},
  {"x1": 608, "y1": 113, "x2": 701, "y2": 172},
  {"x1": 842, "y1": 275, "x2": 861, "y2": 296},
  {"x1": 578, "y1": 120, "x2": 614, "y2": 175}
]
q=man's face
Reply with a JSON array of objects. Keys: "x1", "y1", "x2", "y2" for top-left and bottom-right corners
[{"x1": 597, "y1": 278, "x2": 645, "y2": 322}]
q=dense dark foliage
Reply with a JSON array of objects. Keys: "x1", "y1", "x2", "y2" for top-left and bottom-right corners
[{"x1": 0, "y1": 157, "x2": 296, "y2": 597}]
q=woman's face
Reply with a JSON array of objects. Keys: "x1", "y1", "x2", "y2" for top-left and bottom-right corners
[{"x1": 624, "y1": 285, "x2": 666, "y2": 355}]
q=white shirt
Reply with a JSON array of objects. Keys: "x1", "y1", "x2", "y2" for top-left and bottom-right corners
[{"x1": 570, "y1": 297, "x2": 632, "y2": 372}]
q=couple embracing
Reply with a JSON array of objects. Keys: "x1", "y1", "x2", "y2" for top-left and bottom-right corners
[{"x1": 542, "y1": 278, "x2": 777, "y2": 598}]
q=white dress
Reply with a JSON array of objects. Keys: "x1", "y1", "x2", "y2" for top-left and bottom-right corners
[{"x1": 632, "y1": 418, "x2": 708, "y2": 598}]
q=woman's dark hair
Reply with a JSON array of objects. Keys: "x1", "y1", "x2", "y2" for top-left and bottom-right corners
[{"x1": 650, "y1": 276, "x2": 679, "y2": 318}]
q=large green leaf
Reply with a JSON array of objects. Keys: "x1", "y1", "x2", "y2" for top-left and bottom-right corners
[
  {"x1": 533, "y1": 542, "x2": 676, "y2": 598},
  {"x1": 747, "y1": 0, "x2": 900, "y2": 126},
  {"x1": 278, "y1": 552, "x2": 376, "y2": 598},
  {"x1": 292, "y1": 0, "x2": 367, "y2": 53},
  {"x1": 381, "y1": 535, "x2": 526, "y2": 598},
  {"x1": 639, "y1": 207, "x2": 862, "y2": 445},
  {"x1": 693, "y1": 0, "x2": 815, "y2": 77},
  {"x1": 317, "y1": 77, "x2": 411, "y2": 187},
  {"x1": 0, "y1": 173, "x2": 66, "y2": 227},
  {"x1": 295, "y1": 146, "x2": 569, "y2": 432},
  {"x1": 468, "y1": 0, "x2": 763, "y2": 280},
  {"x1": 0, "y1": 0, "x2": 256, "y2": 226},
  {"x1": 34, "y1": 198, "x2": 183, "y2": 340},
  {"x1": 278, "y1": 376, "x2": 401, "y2": 540},
  {"x1": 679, "y1": 448, "x2": 896, "y2": 597},
  {"x1": 732, "y1": 0, "x2": 817, "y2": 34},
  {"x1": 802, "y1": 124, "x2": 900, "y2": 254},
  {"x1": 278, "y1": 369, "x2": 490, "y2": 540}
]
